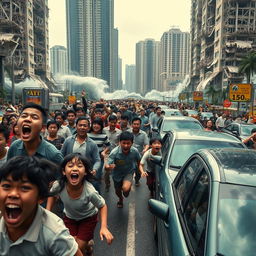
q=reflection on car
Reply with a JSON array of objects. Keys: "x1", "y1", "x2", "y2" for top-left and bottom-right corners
[{"x1": 149, "y1": 148, "x2": 256, "y2": 256}]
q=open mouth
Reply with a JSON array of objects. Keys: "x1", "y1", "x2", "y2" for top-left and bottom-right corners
[
  {"x1": 5, "y1": 204, "x2": 22, "y2": 220},
  {"x1": 71, "y1": 173, "x2": 79, "y2": 181},
  {"x1": 22, "y1": 125, "x2": 32, "y2": 136}
]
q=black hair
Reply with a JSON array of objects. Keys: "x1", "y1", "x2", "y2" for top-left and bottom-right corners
[
  {"x1": 22, "y1": 103, "x2": 47, "y2": 125},
  {"x1": 0, "y1": 124, "x2": 10, "y2": 141},
  {"x1": 150, "y1": 137, "x2": 162, "y2": 145},
  {"x1": 66, "y1": 109, "x2": 76, "y2": 116},
  {"x1": 76, "y1": 116, "x2": 90, "y2": 126},
  {"x1": 54, "y1": 113, "x2": 66, "y2": 121},
  {"x1": 251, "y1": 128, "x2": 256, "y2": 134},
  {"x1": 108, "y1": 115, "x2": 117, "y2": 122},
  {"x1": 47, "y1": 120, "x2": 60, "y2": 129},
  {"x1": 0, "y1": 156, "x2": 58, "y2": 198},
  {"x1": 155, "y1": 107, "x2": 161, "y2": 111},
  {"x1": 95, "y1": 108, "x2": 103, "y2": 114},
  {"x1": 75, "y1": 107, "x2": 85, "y2": 113},
  {"x1": 91, "y1": 117, "x2": 104, "y2": 133},
  {"x1": 7, "y1": 114, "x2": 18, "y2": 124},
  {"x1": 52, "y1": 153, "x2": 95, "y2": 195},
  {"x1": 121, "y1": 115, "x2": 129, "y2": 121},
  {"x1": 132, "y1": 117, "x2": 141, "y2": 124},
  {"x1": 119, "y1": 131, "x2": 134, "y2": 142}
]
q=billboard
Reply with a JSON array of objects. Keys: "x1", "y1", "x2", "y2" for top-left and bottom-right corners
[{"x1": 193, "y1": 91, "x2": 203, "y2": 101}]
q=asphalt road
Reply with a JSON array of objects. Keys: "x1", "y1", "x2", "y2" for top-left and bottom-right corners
[{"x1": 94, "y1": 178, "x2": 158, "y2": 256}]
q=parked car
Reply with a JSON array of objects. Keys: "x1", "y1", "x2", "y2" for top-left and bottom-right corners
[
  {"x1": 199, "y1": 112, "x2": 214, "y2": 121},
  {"x1": 156, "y1": 116, "x2": 203, "y2": 138},
  {"x1": 164, "y1": 109, "x2": 183, "y2": 117},
  {"x1": 150, "y1": 147, "x2": 254, "y2": 256},
  {"x1": 222, "y1": 122, "x2": 256, "y2": 140},
  {"x1": 184, "y1": 109, "x2": 199, "y2": 119}
]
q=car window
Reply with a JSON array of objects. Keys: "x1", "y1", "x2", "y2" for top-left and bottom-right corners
[
  {"x1": 225, "y1": 124, "x2": 233, "y2": 131},
  {"x1": 175, "y1": 158, "x2": 203, "y2": 206},
  {"x1": 183, "y1": 170, "x2": 209, "y2": 255},
  {"x1": 232, "y1": 124, "x2": 239, "y2": 133},
  {"x1": 162, "y1": 133, "x2": 172, "y2": 159}
]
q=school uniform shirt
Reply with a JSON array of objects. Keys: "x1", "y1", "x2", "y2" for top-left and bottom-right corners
[
  {"x1": 0, "y1": 206, "x2": 78, "y2": 256},
  {"x1": 140, "y1": 149, "x2": 161, "y2": 173},
  {"x1": 50, "y1": 180, "x2": 105, "y2": 221},
  {"x1": 108, "y1": 146, "x2": 141, "y2": 182},
  {"x1": 7, "y1": 138, "x2": 64, "y2": 165}
]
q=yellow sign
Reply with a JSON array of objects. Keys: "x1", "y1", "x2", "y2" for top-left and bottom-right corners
[
  {"x1": 27, "y1": 90, "x2": 41, "y2": 96},
  {"x1": 179, "y1": 93, "x2": 186, "y2": 100},
  {"x1": 193, "y1": 91, "x2": 203, "y2": 101},
  {"x1": 68, "y1": 96, "x2": 76, "y2": 105},
  {"x1": 229, "y1": 83, "x2": 252, "y2": 102}
]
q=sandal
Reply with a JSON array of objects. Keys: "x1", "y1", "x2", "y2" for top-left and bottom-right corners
[{"x1": 117, "y1": 201, "x2": 123, "y2": 208}]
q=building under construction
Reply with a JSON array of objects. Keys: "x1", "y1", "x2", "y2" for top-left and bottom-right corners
[
  {"x1": 190, "y1": 0, "x2": 256, "y2": 93},
  {"x1": 0, "y1": 0, "x2": 54, "y2": 89}
]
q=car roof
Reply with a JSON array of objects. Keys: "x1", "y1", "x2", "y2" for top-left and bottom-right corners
[
  {"x1": 204, "y1": 148, "x2": 256, "y2": 187},
  {"x1": 231, "y1": 122, "x2": 256, "y2": 126},
  {"x1": 170, "y1": 130, "x2": 242, "y2": 143},
  {"x1": 162, "y1": 116, "x2": 198, "y2": 121}
]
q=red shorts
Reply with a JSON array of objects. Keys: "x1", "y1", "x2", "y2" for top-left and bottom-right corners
[
  {"x1": 63, "y1": 214, "x2": 98, "y2": 242},
  {"x1": 146, "y1": 172, "x2": 156, "y2": 187}
]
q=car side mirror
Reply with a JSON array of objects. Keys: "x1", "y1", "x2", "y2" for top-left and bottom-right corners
[
  {"x1": 148, "y1": 199, "x2": 169, "y2": 222},
  {"x1": 149, "y1": 155, "x2": 162, "y2": 166}
]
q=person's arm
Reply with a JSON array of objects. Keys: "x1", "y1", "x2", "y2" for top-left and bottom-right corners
[
  {"x1": 243, "y1": 133, "x2": 256, "y2": 144},
  {"x1": 74, "y1": 249, "x2": 83, "y2": 256},
  {"x1": 139, "y1": 162, "x2": 148, "y2": 177},
  {"x1": 90, "y1": 143, "x2": 101, "y2": 175},
  {"x1": 99, "y1": 204, "x2": 114, "y2": 245},
  {"x1": 46, "y1": 196, "x2": 57, "y2": 211}
]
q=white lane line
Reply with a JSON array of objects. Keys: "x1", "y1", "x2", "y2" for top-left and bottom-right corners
[{"x1": 126, "y1": 201, "x2": 136, "y2": 256}]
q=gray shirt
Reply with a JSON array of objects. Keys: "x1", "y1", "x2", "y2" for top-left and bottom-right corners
[
  {"x1": 0, "y1": 206, "x2": 78, "y2": 256},
  {"x1": 108, "y1": 146, "x2": 141, "y2": 182},
  {"x1": 140, "y1": 149, "x2": 161, "y2": 173},
  {"x1": 151, "y1": 114, "x2": 162, "y2": 129},
  {"x1": 103, "y1": 127, "x2": 121, "y2": 151},
  {"x1": 57, "y1": 125, "x2": 72, "y2": 139},
  {"x1": 130, "y1": 129, "x2": 149, "y2": 153},
  {"x1": 51, "y1": 181, "x2": 105, "y2": 220}
]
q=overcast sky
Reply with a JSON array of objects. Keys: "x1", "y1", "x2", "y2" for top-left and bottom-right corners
[{"x1": 48, "y1": 0, "x2": 190, "y2": 66}]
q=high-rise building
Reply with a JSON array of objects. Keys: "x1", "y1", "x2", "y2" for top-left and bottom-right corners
[
  {"x1": 125, "y1": 65, "x2": 136, "y2": 93},
  {"x1": 66, "y1": 0, "x2": 114, "y2": 89},
  {"x1": 118, "y1": 57, "x2": 123, "y2": 90},
  {"x1": 190, "y1": 0, "x2": 256, "y2": 93},
  {"x1": 112, "y1": 28, "x2": 119, "y2": 92},
  {"x1": 136, "y1": 39, "x2": 160, "y2": 95},
  {"x1": 50, "y1": 45, "x2": 68, "y2": 77},
  {"x1": 160, "y1": 28, "x2": 190, "y2": 91},
  {"x1": 0, "y1": 0, "x2": 51, "y2": 87}
]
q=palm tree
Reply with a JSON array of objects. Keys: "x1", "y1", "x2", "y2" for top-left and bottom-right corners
[
  {"x1": 205, "y1": 85, "x2": 220, "y2": 104},
  {"x1": 239, "y1": 51, "x2": 256, "y2": 83}
]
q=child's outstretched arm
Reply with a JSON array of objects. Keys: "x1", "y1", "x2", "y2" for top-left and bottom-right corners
[
  {"x1": 99, "y1": 204, "x2": 114, "y2": 245},
  {"x1": 46, "y1": 196, "x2": 57, "y2": 211},
  {"x1": 139, "y1": 162, "x2": 148, "y2": 177}
]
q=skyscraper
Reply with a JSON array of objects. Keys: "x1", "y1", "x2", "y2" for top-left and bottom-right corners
[
  {"x1": 66, "y1": 0, "x2": 114, "y2": 89},
  {"x1": 136, "y1": 39, "x2": 160, "y2": 95},
  {"x1": 160, "y1": 28, "x2": 190, "y2": 91},
  {"x1": 112, "y1": 28, "x2": 119, "y2": 92},
  {"x1": 0, "y1": 0, "x2": 51, "y2": 87},
  {"x1": 50, "y1": 45, "x2": 68, "y2": 77},
  {"x1": 118, "y1": 57, "x2": 123, "y2": 90},
  {"x1": 125, "y1": 65, "x2": 136, "y2": 93},
  {"x1": 190, "y1": 0, "x2": 256, "y2": 93}
]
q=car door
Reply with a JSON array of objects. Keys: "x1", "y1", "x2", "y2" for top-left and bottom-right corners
[{"x1": 175, "y1": 160, "x2": 211, "y2": 256}]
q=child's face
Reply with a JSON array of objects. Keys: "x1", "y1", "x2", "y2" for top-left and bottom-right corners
[
  {"x1": 151, "y1": 141, "x2": 162, "y2": 154},
  {"x1": 120, "y1": 140, "x2": 133, "y2": 154},
  {"x1": 18, "y1": 108, "x2": 43, "y2": 142},
  {"x1": 0, "y1": 175, "x2": 41, "y2": 232},
  {"x1": 63, "y1": 157, "x2": 86, "y2": 186}
]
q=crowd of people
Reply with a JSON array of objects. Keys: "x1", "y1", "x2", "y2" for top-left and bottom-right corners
[{"x1": 0, "y1": 92, "x2": 254, "y2": 255}]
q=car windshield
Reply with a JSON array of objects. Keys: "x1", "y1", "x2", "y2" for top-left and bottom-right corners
[
  {"x1": 217, "y1": 184, "x2": 256, "y2": 256},
  {"x1": 186, "y1": 110, "x2": 198, "y2": 115},
  {"x1": 241, "y1": 125, "x2": 256, "y2": 136},
  {"x1": 162, "y1": 120, "x2": 202, "y2": 132},
  {"x1": 169, "y1": 140, "x2": 243, "y2": 167}
]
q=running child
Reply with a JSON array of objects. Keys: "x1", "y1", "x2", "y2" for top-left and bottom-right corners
[
  {"x1": 47, "y1": 153, "x2": 113, "y2": 256},
  {"x1": 105, "y1": 131, "x2": 141, "y2": 208},
  {"x1": 139, "y1": 137, "x2": 162, "y2": 197},
  {"x1": 0, "y1": 156, "x2": 81, "y2": 256}
]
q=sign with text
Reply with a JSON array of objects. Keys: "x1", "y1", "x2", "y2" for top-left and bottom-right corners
[
  {"x1": 68, "y1": 96, "x2": 76, "y2": 105},
  {"x1": 229, "y1": 83, "x2": 252, "y2": 102},
  {"x1": 193, "y1": 91, "x2": 203, "y2": 101}
]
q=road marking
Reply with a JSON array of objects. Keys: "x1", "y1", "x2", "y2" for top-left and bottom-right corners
[{"x1": 126, "y1": 202, "x2": 135, "y2": 256}]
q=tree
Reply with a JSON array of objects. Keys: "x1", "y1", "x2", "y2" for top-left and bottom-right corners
[
  {"x1": 239, "y1": 51, "x2": 256, "y2": 83},
  {"x1": 205, "y1": 85, "x2": 221, "y2": 104}
]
